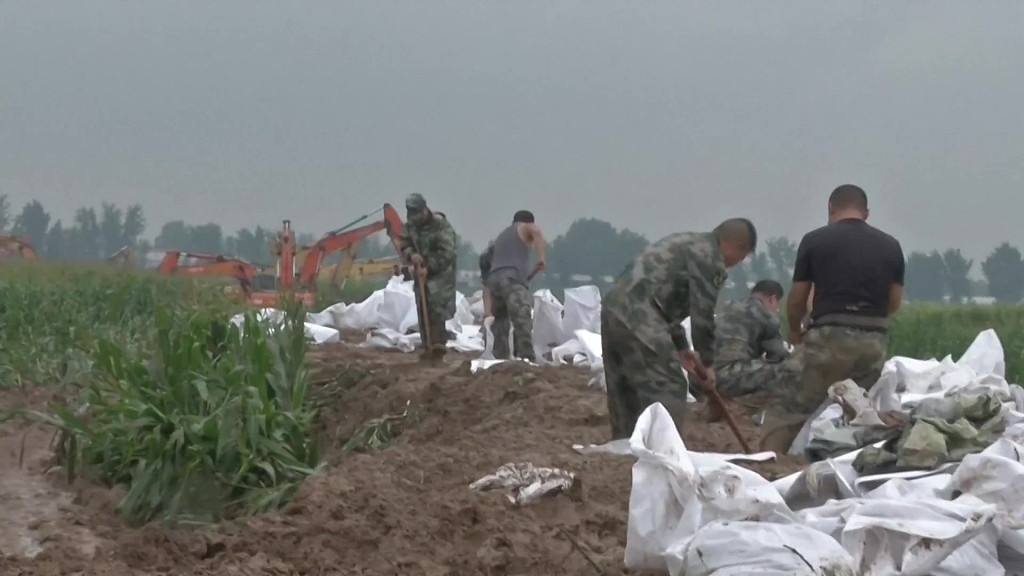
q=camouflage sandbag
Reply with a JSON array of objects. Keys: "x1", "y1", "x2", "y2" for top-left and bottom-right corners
[{"x1": 853, "y1": 393, "x2": 1005, "y2": 475}]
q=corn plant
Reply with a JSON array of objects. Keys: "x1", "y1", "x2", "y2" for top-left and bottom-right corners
[
  {"x1": 0, "y1": 263, "x2": 239, "y2": 388},
  {"x1": 23, "y1": 302, "x2": 322, "y2": 526}
]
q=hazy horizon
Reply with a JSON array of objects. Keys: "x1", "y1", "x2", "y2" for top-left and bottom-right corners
[{"x1": 3, "y1": 1, "x2": 1023, "y2": 264}]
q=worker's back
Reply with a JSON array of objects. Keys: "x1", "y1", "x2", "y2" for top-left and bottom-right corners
[
  {"x1": 486, "y1": 223, "x2": 530, "y2": 287},
  {"x1": 797, "y1": 218, "x2": 903, "y2": 321}
]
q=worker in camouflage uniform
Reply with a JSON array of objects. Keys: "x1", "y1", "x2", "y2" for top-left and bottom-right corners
[
  {"x1": 398, "y1": 193, "x2": 458, "y2": 362},
  {"x1": 601, "y1": 218, "x2": 757, "y2": 440},
  {"x1": 713, "y1": 279, "x2": 803, "y2": 400},
  {"x1": 481, "y1": 210, "x2": 546, "y2": 362}
]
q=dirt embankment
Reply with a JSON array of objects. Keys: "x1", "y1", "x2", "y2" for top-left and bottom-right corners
[{"x1": 0, "y1": 344, "x2": 806, "y2": 575}]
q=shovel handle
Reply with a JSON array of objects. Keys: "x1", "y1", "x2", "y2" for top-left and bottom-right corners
[
  {"x1": 414, "y1": 263, "x2": 432, "y2": 350},
  {"x1": 689, "y1": 354, "x2": 752, "y2": 454}
]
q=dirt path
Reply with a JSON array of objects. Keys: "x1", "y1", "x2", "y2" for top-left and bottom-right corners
[{"x1": 0, "y1": 345, "x2": 808, "y2": 575}]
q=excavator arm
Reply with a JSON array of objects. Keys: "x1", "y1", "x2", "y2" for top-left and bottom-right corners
[
  {"x1": 155, "y1": 250, "x2": 257, "y2": 296},
  {"x1": 107, "y1": 246, "x2": 134, "y2": 269},
  {"x1": 296, "y1": 203, "x2": 403, "y2": 289}
]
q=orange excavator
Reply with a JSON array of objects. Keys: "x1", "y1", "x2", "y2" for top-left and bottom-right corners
[
  {"x1": 248, "y1": 219, "x2": 315, "y2": 307},
  {"x1": 155, "y1": 250, "x2": 267, "y2": 298},
  {"x1": 153, "y1": 205, "x2": 404, "y2": 308},
  {"x1": 286, "y1": 203, "x2": 404, "y2": 293},
  {"x1": 0, "y1": 234, "x2": 38, "y2": 260}
]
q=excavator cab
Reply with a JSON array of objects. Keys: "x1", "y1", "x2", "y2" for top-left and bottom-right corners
[{"x1": 0, "y1": 234, "x2": 38, "y2": 260}]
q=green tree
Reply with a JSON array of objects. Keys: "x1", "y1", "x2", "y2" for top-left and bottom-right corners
[
  {"x1": 724, "y1": 263, "x2": 751, "y2": 302},
  {"x1": 0, "y1": 194, "x2": 10, "y2": 231},
  {"x1": 748, "y1": 252, "x2": 775, "y2": 283},
  {"x1": 70, "y1": 207, "x2": 100, "y2": 259},
  {"x1": 455, "y1": 236, "x2": 477, "y2": 270},
  {"x1": 12, "y1": 200, "x2": 51, "y2": 248},
  {"x1": 905, "y1": 251, "x2": 947, "y2": 301},
  {"x1": 765, "y1": 237, "x2": 797, "y2": 291},
  {"x1": 189, "y1": 223, "x2": 224, "y2": 254},
  {"x1": 155, "y1": 220, "x2": 191, "y2": 250},
  {"x1": 982, "y1": 242, "x2": 1024, "y2": 302},
  {"x1": 550, "y1": 218, "x2": 648, "y2": 281},
  {"x1": 45, "y1": 220, "x2": 66, "y2": 259},
  {"x1": 122, "y1": 204, "x2": 146, "y2": 248},
  {"x1": 942, "y1": 248, "x2": 973, "y2": 303},
  {"x1": 100, "y1": 202, "x2": 125, "y2": 256}
]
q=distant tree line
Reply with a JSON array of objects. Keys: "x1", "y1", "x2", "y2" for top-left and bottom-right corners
[
  {"x1": 3, "y1": 194, "x2": 1022, "y2": 303},
  {"x1": 0, "y1": 195, "x2": 318, "y2": 264}
]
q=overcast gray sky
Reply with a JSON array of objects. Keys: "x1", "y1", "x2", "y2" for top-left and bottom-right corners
[{"x1": 2, "y1": 1, "x2": 1022, "y2": 263}]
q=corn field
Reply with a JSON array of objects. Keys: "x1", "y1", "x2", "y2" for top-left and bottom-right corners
[
  {"x1": 889, "y1": 303, "x2": 1024, "y2": 383},
  {"x1": 2, "y1": 263, "x2": 321, "y2": 525}
]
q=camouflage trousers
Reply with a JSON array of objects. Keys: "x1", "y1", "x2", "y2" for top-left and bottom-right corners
[
  {"x1": 759, "y1": 325, "x2": 888, "y2": 453},
  {"x1": 414, "y1": 277, "x2": 452, "y2": 356},
  {"x1": 490, "y1": 278, "x2": 535, "y2": 361},
  {"x1": 793, "y1": 325, "x2": 888, "y2": 414},
  {"x1": 601, "y1": 307, "x2": 690, "y2": 440},
  {"x1": 715, "y1": 352, "x2": 804, "y2": 400}
]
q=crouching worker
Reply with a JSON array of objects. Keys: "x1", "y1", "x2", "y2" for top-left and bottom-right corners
[{"x1": 713, "y1": 280, "x2": 803, "y2": 400}]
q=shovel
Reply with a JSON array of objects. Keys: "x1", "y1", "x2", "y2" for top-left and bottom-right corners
[
  {"x1": 415, "y1": 263, "x2": 432, "y2": 351},
  {"x1": 688, "y1": 355, "x2": 753, "y2": 454}
]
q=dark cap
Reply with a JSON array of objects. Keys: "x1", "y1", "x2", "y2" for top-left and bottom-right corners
[
  {"x1": 405, "y1": 193, "x2": 427, "y2": 215},
  {"x1": 513, "y1": 210, "x2": 535, "y2": 223}
]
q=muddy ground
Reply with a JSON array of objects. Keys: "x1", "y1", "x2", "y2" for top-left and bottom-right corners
[{"x1": 0, "y1": 341, "x2": 807, "y2": 575}]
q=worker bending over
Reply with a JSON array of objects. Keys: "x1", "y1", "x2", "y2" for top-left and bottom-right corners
[
  {"x1": 762, "y1": 184, "x2": 904, "y2": 452},
  {"x1": 713, "y1": 280, "x2": 803, "y2": 400},
  {"x1": 480, "y1": 210, "x2": 546, "y2": 362},
  {"x1": 601, "y1": 218, "x2": 756, "y2": 440},
  {"x1": 398, "y1": 193, "x2": 458, "y2": 363}
]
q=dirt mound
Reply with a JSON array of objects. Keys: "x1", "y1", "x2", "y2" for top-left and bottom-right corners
[{"x1": 1, "y1": 345, "x2": 808, "y2": 575}]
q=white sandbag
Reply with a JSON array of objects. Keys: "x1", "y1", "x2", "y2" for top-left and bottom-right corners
[
  {"x1": 550, "y1": 338, "x2": 587, "y2": 365},
  {"x1": 446, "y1": 320, "x2": 484, "y2": 352},
  {"x1": 957, "y1": 328, "x2": 1006, "y2": 378},
  {"x1": 304, "y1": 323, "x2": 340, "y2": 344},
  {"x1": 947, "y1": 452, "x2": 1024, "y2": 532},
  {"x1": 229, "y1": 308, "x2": 339, "y2": 344},
  {"x1": 305, "y1": 302, "x2": 343, "y2": 327},
  {"x1": 377, "y1": 277, "x2": 418, "y2": 333},
  {"x1": 467, "y1": 289, "x2": 485, "y2": 322},
  {"x1": 562, "y1": 285, "x2": 602, "y2": 336},
  {"x1": 332, "y1": 291, "x2": 385, "y2": 331},
  {"x1": 531, "y1": 289, "x2": 564, "y2": 365},
  {"x1": 574, "y1": 402, "x2": 795, "y2": 573},
  {"x1": 361, "y1": 328, "x2": 418, "y2": 352},
  {"x1": 840, "y1": 495, "x2": 997, "y2": 575},
  {"x1": 454, "y1": 291, "x2": 475, "y2": 326},
  {"x1": 480, "y1": 316, "x2": 496, "y2": 360},
  {"x1": 932, "y1": 524, "x2": 1004, "y2": 576},
  {"x1": 677, "y1": 521, "x2": 856, "y2": 576}
]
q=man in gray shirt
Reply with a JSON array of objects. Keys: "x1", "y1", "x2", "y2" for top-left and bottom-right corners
[{"x1": 480, "y1": 210, "x2": 547, "y2": 361}]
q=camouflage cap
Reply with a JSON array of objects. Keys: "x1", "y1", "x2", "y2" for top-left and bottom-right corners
[{"x1": 405, "y1": 193, "x2": 427, "y2": 214}]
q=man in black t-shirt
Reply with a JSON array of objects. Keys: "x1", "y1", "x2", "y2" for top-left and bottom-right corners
[{"x1": 761, "y1": 184, "x2": 905, "y2": 453}]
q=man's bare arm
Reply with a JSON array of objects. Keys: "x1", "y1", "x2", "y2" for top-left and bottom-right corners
[
  {"x1": 787, "y1": 281, "x2": 813, "y2": 344},
  {"x1": 525, "y1": 223, "x2": 546, "y2": 261},
  {"x1": 888, "y1": 283, "x2": 903, "y2": 315}
]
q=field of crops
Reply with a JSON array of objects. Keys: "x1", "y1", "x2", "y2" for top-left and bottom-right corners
[
  {"x1": 1, "y1": 262, "x2": 1022, "y2": 573},
  {"x1": 0, "y1": 263, "x2": 324, "y2": 527}
]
